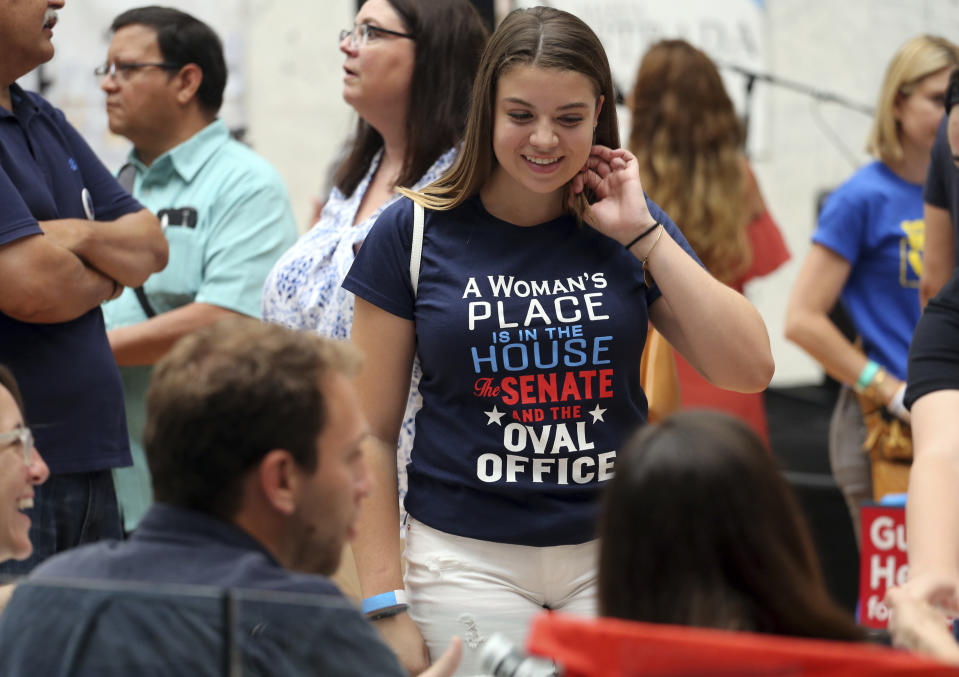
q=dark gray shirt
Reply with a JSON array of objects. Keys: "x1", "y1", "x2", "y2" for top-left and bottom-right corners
[{"x1": 0, "y1": 504, "x2": 405, "y2": 676}]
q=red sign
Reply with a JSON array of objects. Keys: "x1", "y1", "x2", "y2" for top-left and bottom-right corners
[
  {"x1": 859, "y1": 504, "x2": 908, "y2": 629},
  {"x1": 527, "y1": 612, "x2": 959, "y2": 676}
]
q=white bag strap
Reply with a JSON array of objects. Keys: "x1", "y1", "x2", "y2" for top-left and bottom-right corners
[{"x1": 410, "y1": 201, "x2": 424, "y2": 299}]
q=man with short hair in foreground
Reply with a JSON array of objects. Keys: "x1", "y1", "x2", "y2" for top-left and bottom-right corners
[{"x1": 0, "y1": 318, "x2": 460, "y2": 676}]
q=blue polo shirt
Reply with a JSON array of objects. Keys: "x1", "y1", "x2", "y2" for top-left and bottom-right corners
[
  {"x1": 0, "y1": 504, "x2": 407, "y2": 676},
  {"x1": 0, "y1": 84, "x2": 141, "y2": 473}
]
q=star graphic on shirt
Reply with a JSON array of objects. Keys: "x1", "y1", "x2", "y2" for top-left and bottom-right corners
[
  {"x1": 588, "y1": 404, "x2": 607, "y2": 424},
  {"x1": 485, "y1": 406, "x2": 506, "y2": 426}
]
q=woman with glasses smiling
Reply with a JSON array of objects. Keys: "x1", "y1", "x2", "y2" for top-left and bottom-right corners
[
  {"x1": 261, "y1": 0, "x2": 488, "y2": 531},
  {"x1": 0, "y1": 365, "x2": 49, "y2": 570}
]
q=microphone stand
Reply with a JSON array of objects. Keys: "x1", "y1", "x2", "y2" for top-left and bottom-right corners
[{"x1": 718, "y1": 63, "x2": 874, "y2": 144}]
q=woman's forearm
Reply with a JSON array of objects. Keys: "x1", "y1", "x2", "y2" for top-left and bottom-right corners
[{"x1": 647, "y1": 234, "x2": 773, "y2": 392}]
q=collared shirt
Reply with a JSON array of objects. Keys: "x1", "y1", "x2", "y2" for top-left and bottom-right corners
[
  {"x1": 0, "y1": 504, "x2": 406, "y2": 676},
  {"x1": 102, "y1": 119, "x2": 298, "y2": 529},
  {"x1": 0, "y1": 84, "x2": 141, "y2": 473}
]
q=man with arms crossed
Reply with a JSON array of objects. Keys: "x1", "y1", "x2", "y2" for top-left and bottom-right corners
[{"x1": 0, "y1": 0, "x2": 167, "y2": 574}]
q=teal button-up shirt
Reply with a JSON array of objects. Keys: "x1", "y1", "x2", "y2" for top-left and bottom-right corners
[{"x1": 103, "y1": 119, "x2": 297, "y2": 529}]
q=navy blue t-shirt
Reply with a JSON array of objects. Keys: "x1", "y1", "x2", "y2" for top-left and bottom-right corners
[
  {"x1": 343, "y1": 195, "x2": 698, "y2": 546},
  {"x1": 0, "y1": 85, "x2": 141, "y2": 473}
]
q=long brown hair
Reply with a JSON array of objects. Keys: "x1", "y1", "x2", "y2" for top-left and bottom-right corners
[
  {"x1": 598, "y1": 411, "x2": 864, "y2": 642},
  {"x1": 402, "y1": 6, "x2": 619, "y2": 222},
  {"x1": 628, "y1": 40, "x2": 749, "y2": 284},
  {"x1": 334, "y1": 0, "x2": 489, "y2": 197}
]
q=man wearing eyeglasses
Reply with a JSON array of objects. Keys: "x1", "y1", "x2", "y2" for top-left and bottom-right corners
[
  {"x1": 97, "y1": 7, "x2": 297, "y2": 534},
  {"x1": 0, "y1": 0, "x2": 168, "y2": 576}
]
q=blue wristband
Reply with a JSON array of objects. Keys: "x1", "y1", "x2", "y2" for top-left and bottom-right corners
[
  {"x1": 362, "y1": 589, "x2": 408, "y2": 616},
  {"x1": 856, "y1": 360, "x2": 880, "y2": 392}
]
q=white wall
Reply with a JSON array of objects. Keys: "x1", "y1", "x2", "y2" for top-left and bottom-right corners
[
  {"x1": 244, "y1": 0, "x2": 356, "y2": 231},
  {"x1": 37, "y1": 0, "x2": 959, "y2": 385},
  {"x1": 35, "y1": 0, "x2": 358, "y2": 232}
]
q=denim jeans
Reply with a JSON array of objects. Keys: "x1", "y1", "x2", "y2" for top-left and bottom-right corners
[{"x1": 0, "y1": 470, "x2": 122, "y2": 576}]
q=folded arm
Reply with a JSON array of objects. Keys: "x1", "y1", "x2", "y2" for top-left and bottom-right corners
[
  {"x1": 0, "y1": 234, "x2": 120, "y2": 323},
  {"x1": 40, "y1": 208, "x2": 168, "y2": 287}
]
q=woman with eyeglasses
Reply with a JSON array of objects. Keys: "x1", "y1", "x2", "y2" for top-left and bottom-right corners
[
  {"x1": 785, "y1": 35, "x2": 959, "y2": 543},
  {"x1": 261, "y1": 0, "x2": 488, "y2": 531},
  {"x1": 0, "y1": 365, "x2": 49, "y2": 568}
]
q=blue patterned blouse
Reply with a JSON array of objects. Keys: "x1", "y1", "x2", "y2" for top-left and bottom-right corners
[{"x1": 262, "y1": 147, "x2": 457, "y2": 519}]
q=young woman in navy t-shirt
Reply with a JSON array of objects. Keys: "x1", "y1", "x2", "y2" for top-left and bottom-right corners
[{"x1": 343, "y1": 7, "x2": 774, "y2": 675}]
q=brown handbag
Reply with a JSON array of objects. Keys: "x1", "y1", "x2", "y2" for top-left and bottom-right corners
[{"x1": 856, "y1": 391, "x2": 913, "y2": 501}]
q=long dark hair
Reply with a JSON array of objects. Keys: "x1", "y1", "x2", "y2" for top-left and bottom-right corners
[
  {"x1": 598, "y1": 411, "x2": 864, "y2": 642},
  {"x1": 334, "y1": 0, "x2": 489, "y2": 197}
]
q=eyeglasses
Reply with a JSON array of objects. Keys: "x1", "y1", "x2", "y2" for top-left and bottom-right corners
[
  {"x1": 94, "y1": 61, "x2": 181, "y2": 82},
  {"x1": 0, "y1": 426, "x2": 34, "y2": 466},
  {"x1": 339, "y1": 24, "x2": 414, "y2": 49}
]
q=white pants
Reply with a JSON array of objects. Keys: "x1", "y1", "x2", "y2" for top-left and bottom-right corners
[{"x1": 404, "y1": 517, "x2": 597, "y2": 677}]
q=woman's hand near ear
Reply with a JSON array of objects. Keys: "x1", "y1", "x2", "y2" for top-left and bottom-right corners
[{"x1": 569, "y1": 145, "x2": 657, "y2": 244}]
